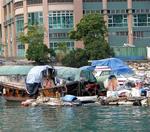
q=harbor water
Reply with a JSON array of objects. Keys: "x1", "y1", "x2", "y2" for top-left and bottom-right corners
[{"x1": 0, "y1": 97, "x2": 150, "y2": 132}]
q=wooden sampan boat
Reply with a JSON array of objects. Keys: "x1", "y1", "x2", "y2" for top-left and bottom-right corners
[
  {"x1": 0, "y1": 80, "x2": 100, "y2": 102},
  {"x1": 0, "y1": 82, "x2": 30, "y2": 101},
  {"x1": 0, "y1": 82, "x2": 66, "y2": 101}
]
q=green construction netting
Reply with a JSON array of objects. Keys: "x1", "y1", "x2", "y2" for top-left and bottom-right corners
[{"x1": 0, "y1": 65, "x2": 34, "y2": 75}]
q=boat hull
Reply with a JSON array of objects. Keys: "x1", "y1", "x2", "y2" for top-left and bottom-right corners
[
  {"x1": 0, "y1": 81, "x2": 100, "y2": 102},
  {"x1": 1, "y1": 82, "x2": 72, "y2": 101}
]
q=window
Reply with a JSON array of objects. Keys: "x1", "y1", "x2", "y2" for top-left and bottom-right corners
[
  {"x1": 49, "y1": 33, "x2": 68, "y2": 39},
  {"x1": 133, "y1": 31, "x2": 143, "y2": 40},
  {"x1": 28, "y1": 12, "x2": 43, "y2": 25},
  {"x1": 148, "y1": 14, "x2": 150, "y2": 26},
  {"x1": 15, "y1": 15, "x2": 24, "y2": 35},
  {"x1": 108, "y1": 0, "x2": 126, "y2": 1},
  {"x1": 110, "y1": 9, "x2": 126, "y2": 14},
  {"x1": 133, "y1": 9, "x2": 150, "y2": 14},
  {"x1": 67, "y1": 41, "x2": 74, "y2": 49},
  {"x1": 14, "y1": 1, "x2": 23, "y2": 9},
  {"x1": 116, "y1": 31, "x2": 128, "y2": 36},
  {"x1": 83, "y1": 10, "x2": 101, "y2": 15},
  {"x1": 17, "y1": 42, "x2": 25, "y2": 57},
  {"x1": 0, "y1": 26, "x2": 2, "y2": 38},
  {"x1": 83, "y1": 0, "x2": 102, "y2": 2},
  {"x1": 138, "y1": 14, "x2": 147, "y2": 26},
  {"x1": 133, "y1": 14, "x2": 150, "y2": 27},
  {"x1": 50, "y1": 41, "x2": 74, "y2": 49},
  {"x1": 108, "y1": 15, "x2": 127, "y2": 27},
  {"x1": 18, "y1": 44, "x2": 25, "y2": 49},
  {"x1": 27, "y1": 0, "x2": 42, "y2": 5},
  {"x1": 49, "y1": 11, "x2": 73, "y2": 29},
  {"x1": 48, "y1": 0, "x2": 73, "y2": 3},
  {"x1": 146, "y1": 9, "x2": 150, "y2": 13},
  {"x1": 133, "y1": 0, "x2": 150, "y2": 1}
]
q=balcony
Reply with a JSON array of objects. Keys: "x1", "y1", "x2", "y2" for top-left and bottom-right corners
[
  {"x1": 4, "y1": 17, "x2": 14, "y2": 27},
  {"x1": 3, "y1": 0, "x2": 13, "y2": 6}
]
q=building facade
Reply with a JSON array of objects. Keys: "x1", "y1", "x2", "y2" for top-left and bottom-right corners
[
  {"x1": 0, "y1": 0, "x2": 150, "y2": 58},
  {"x1": 0, "y1": 0, "x2": 2, "y2": 56}
]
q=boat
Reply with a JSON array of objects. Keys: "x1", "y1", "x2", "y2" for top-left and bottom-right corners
[
  {"x1": 0, "y1": 65, "x2": 101, "y2": 102},
  {"x1": 0, "y1": 65, "x2": 33, "y2": 101},
  {"x1": 55, "y1": 66, "x2": 101, "y2": 96},
  {"x1": 0, "y1": 81, "x2": 67, "y2": 101},
  {"x1": 0, "y1": 80, "x2": 99, "y2": 102},
  {"x1": 98, "y1": 96, "x2": 148, "y2": 106}
]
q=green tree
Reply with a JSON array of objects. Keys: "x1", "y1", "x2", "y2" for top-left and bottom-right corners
[
  {"x1": 19, "y1": 25, "x2": 50, "y2": 64},
  {"x1": 62, "y1": 48, "x2": 89, "y2": 68},
  {"x1": 57, "y1": 42, "x2": 68, "y2": 54},
  {"x1": 19, "y1": 25, "x2": 44, "y2": 45},
  {"x1": 69, "y1": 13, "x2": 107, "y2": 42},
  {"x1": 49, "y1": 49, "x2": 56, "y2": 58},
  {"x1": 55, "y1": 42, "x2": 69, "y2": 63},
  {"x1": 69, "y1": 13, "x2": 114, "y2": 61},
  {"x1": 26, "y1": 43, "x2": 50, "y2": 64}
]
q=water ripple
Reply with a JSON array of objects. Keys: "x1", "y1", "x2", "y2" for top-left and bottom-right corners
[{"x1": 0, "y1": 97, "x2": 150, "y2": 132}]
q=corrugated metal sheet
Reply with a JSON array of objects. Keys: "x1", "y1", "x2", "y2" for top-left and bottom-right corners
[
  {"x1": 113, "y1": 47, "x2": 147, "y2": 60},
  {"x1": 0, "y1": 65, "x2": 33, "y2": 75}
]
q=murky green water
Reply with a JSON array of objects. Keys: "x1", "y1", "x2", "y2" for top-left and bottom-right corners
[{"x1": 0, "y1": 97, "x2": 150, "y2": 132}]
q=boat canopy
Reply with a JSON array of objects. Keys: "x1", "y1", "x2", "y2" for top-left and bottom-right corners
[
  {"x1": 26, "y1": 65, "x2": 54, "y2": 84},
  {"x1": 0, "y1": 65, "x2": 34, "y2": 75},
  {"x1": 55, "y1": 66, "x2": 96, "y2": 82}
]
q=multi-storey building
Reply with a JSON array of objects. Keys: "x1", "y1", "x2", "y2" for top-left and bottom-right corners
[
  {"x1": 0, "y1": 0, "x2": 150, "y2": 58},
  {"x1": 0, "y1": 0, "x2": 2, "y2": 56}
]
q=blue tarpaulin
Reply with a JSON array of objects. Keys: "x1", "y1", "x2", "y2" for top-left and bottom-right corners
[
  {"x1": 80, "y1": 66, "x2": 95, "y2": 71},
  {"x1": 91, "y1": 58, "x2": 133, "y2": 75}
]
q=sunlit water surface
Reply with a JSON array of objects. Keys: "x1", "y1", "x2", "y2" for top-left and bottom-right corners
[{"x1": 0, "y1": 97, "x2": 150, "y2": 132}]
